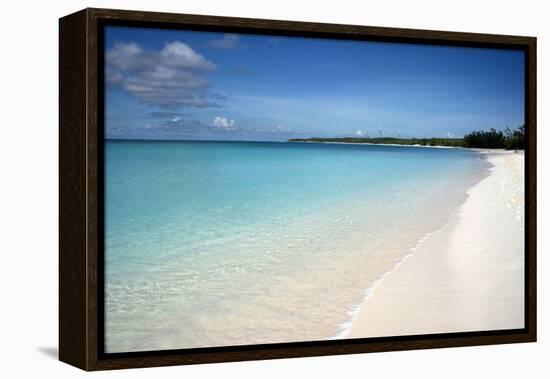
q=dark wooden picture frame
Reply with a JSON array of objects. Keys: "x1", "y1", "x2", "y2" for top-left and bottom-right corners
[{"x1": 59, "y1": 7, "x2": 536, "y2": 371}]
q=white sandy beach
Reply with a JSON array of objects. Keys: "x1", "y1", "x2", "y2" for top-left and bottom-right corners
[{"x1": 348, "y1": 150, "x2": 525, "y2": 338}]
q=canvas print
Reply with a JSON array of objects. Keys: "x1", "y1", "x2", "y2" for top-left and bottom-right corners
[{"x1": 103, "y1": 26, "x2": 525, "y2": 353}]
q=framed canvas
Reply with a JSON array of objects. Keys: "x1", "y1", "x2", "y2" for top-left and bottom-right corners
[{"x1": 59, "y1": 8, "x2": 537, "y2": 371}]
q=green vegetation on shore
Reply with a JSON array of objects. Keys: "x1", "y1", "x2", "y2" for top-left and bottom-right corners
[
  {"x1": 289, "y1": 125, "x2": 525, "y2": 150},
  {"x1": 288, "y1": 137, "x2": 465, "y2": 147},
  {"x1": 464, "y1": 125, "x2": 525, "y2": 150}
]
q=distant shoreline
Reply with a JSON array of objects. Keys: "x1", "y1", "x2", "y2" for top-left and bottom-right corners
[
  {"x1": 288, "y1": 128, "x2": 525, "y2": 150},
  {"x1": 290, "y1": 140, "x2": 462, "y2": 149},
  {"x1": 291, "y1": 141, "x2": 520, "y2": 153},
  {"x1": 288, "y1": 137, "x2": 466, "y2": 148}
]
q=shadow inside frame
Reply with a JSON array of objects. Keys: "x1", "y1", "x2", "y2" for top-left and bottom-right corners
[{"x1": 99, "y1": 328, "x2": 529, "y2": 360}]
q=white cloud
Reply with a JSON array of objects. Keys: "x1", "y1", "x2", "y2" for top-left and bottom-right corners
[
  {"x1": 212, "y1": 116, "x2": 236, "y2": 129},
  {"x1": 106, "y1": 41, "x2": 220, "y2": 108},
  {"x1": 105, "y1": 42, "x2": 143, "y2": 71},
  {"x1": 356, "y1": 130, "x2": 364, "y2": 137},
  {"x1": 160, "y1": 42, "x2": 216, "y2": 70},
  {"x1": 209, "y1": 34, "x2": 239, "y2": 49}
]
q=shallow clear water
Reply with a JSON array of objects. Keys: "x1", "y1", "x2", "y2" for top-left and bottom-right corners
[{"x1": 105, "y1": 141, "x2": 490, "y2": 352}]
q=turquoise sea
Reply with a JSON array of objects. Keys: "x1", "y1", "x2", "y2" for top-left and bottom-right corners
[{"x1": 105, "y1": 140, "x2": 491, "y2": 353}]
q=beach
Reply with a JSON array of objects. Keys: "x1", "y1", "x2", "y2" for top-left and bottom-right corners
[{"x1": 348, "y1": 150, "x2": 525, "y2": 338}]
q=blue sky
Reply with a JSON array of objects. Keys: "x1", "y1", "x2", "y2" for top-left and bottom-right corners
[{"x1": 105, "y1": 26, "x2": 525, "y2": 141}]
